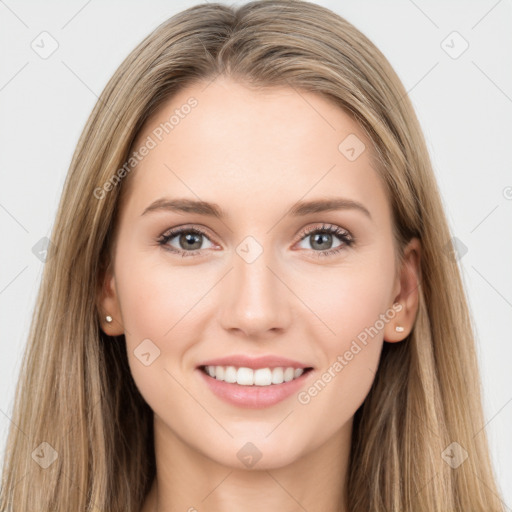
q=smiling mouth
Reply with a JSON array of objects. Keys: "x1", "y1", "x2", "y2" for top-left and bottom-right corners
[{"x1": 199, "y1": 365, "x2": 314, "y2": 386}]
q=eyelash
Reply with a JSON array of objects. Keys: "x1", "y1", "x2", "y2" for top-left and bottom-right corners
[{"x1": 156, "y1": 223, "x2": 354, "y2": 259}]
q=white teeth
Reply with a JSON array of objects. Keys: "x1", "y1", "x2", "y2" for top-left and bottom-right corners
[
  {"x1": 283, "y1": 367, "x2": 295, "y2": 382},
  {"x1": 254, "y1": 368, "x2": 272, "y2": 386},
  {"x1": 236, "y1": 367, "x2": 254, "y2": 386},
  {"x1": 224, "y1": 366, "x2": 237, "y2": 383},
  {"x1": 215, "y1": 365, "x2": 224, "y2": 380},
  {"x1": 271, "y1": 367, "x2": 284, "y2": 384},
  {"x1": 203, "y1": 365, "x2": 306, "y2": 386}
]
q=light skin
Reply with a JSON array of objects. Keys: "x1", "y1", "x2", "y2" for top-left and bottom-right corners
[{"x1": 99, "y1": 76, "x2": 421, "y2": 512}]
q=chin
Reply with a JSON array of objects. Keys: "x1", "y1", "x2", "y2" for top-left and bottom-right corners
[{"x1": 203, "y1": 434, "x2": 307, "y2": 471}]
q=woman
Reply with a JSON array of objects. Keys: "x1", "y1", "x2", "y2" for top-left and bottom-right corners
[{"x1": 0, "y1": 1, "x2": 505, "y2": 511}]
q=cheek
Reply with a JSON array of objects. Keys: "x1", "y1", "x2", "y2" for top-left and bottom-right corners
[
  {"x1": 296, "y1": 259, "x2": 393, "y2": 351},
  {"x1": 114, "y1": 253, "x2": 207, "y2": 404},
  {"x1": 116, "y1": 250, "x2": 210, "y2": 341},
  {"x1": 295, "y1": 280, "x2": 386, "y2": 443},
  {"x1": 292, "y1": 259, "x2": 392, "y2": 422}
]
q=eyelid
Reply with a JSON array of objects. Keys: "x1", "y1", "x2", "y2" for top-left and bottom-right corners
[
  {"x1": 294, "y1": 223, "x2": 351, "y2": 242},
  {"x1": 160, "y1": 223, "x2": 215, "y2": 240}
]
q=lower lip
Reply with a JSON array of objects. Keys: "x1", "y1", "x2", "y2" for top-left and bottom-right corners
[{"x1": 197, "y1": 368, "x2": 313, "y2": 409}]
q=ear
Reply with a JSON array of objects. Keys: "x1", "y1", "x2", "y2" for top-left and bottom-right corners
[
  {"x1": 384, "y1": 237, "x2": 422, "y2": 343},
  {"x1": 97, "y1": 262, "x2": 124, "y2": 336}
]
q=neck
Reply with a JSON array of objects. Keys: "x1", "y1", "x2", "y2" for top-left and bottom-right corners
[{"x1": 142, "y1": 415, "x2": 352, "y2": 512}]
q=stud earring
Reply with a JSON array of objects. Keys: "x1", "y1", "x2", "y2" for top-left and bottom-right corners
[
  {"x1": 395, "y1": 325, "x2": 404, "y2": 333},
  {"x1": 105, "y1": 315, "x2": 113, "y2": 324}
]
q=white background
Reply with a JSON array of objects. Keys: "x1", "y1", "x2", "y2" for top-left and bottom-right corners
[{"x1": 1, "y1": 0, "x2": 511, "y2": 507}]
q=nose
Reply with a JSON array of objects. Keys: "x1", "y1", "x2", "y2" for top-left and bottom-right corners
[{"x1": 219, "y1": 245, "x2": 292, "y2": 339}]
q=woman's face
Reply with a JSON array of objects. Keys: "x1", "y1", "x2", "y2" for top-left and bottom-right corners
[{"x1": 100, "y1": 76, "x2": 419, "y2": 469}]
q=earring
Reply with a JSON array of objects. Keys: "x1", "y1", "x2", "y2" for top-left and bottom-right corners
[
  {"x1": 105, "y1": 315, "x2": 113, "y2": 324},
  {"x1": 395, "y1": 325, "x2": 404, "y2": 333}
]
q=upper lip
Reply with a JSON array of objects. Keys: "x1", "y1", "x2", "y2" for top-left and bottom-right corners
[{"x1": 197, "y1": 354, "x2": 313, "y2": 370}]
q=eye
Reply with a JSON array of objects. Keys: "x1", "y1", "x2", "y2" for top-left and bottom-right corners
[
  {"x1": 157, "y1": 225, "x2": 216, "y2": 257},
  {"x1": 157, "y1": 223, "x2": 354, "y2": 258},
  {"x1": 295, "y1": 223, "x2": 354, "y2": 258}
]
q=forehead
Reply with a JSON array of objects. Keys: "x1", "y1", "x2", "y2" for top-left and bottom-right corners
[{"x1": 124, "y1": 77, "x2": 391, "y2": 227}]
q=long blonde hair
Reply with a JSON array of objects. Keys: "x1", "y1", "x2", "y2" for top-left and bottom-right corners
[{"x1": 0, "y1": 1, "x2": 505, "y2": 510}]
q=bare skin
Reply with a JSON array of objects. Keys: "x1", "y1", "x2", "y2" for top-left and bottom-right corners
[{"x1": 99, "y1": 76, "x2": 421, "y2": 512}]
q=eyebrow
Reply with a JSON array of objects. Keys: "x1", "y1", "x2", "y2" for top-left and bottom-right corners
[{"x1": 141, "y1": 197, "x2": 372, "y2": 220}]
